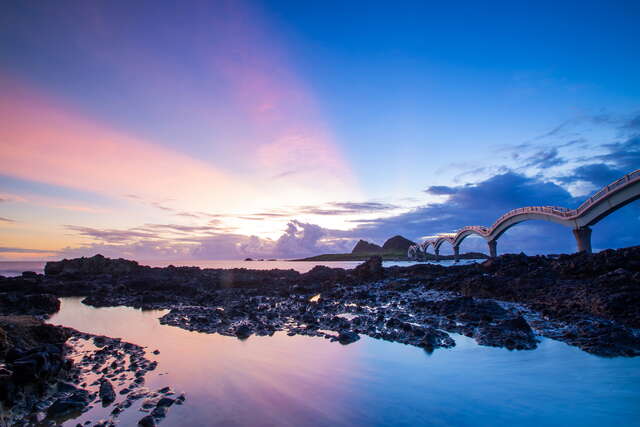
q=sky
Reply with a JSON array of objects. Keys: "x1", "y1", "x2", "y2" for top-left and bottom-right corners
[{"x1": 1, "y1": 0, "x2": 639, "y2": 261}]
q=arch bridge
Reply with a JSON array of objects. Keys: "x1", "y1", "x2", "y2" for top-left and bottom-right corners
[{"x1": 408, "y1": 169, "x2": 640, "y2": 260}]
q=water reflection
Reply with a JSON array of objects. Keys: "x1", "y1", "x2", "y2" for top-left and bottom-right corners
[{"x1": 48, "y1": 298, "x2": 640, "y2": 426}]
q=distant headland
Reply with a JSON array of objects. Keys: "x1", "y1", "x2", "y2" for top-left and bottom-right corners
[{"x1": 293, "y1": 235, "x2": 488, "y2": 261}]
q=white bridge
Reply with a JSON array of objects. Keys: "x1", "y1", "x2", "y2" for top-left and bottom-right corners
[{"x1": 408, "y1": 169, "x2": 640, "y2": 260}]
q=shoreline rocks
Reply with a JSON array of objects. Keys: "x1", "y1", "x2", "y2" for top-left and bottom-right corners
[{"x1": 2, "y1": 247, "x2": 640, "y2": 358}]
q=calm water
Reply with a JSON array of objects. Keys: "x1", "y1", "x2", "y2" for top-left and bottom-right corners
[
  {"x1": 0, "y1": 259, "x2": 476, "y2": 277},
  {"x1": 47, "y1": 298, "x2": 640, "y2": 426}
]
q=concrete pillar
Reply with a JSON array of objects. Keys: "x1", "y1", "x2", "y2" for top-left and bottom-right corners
[
  {"x1": 572, "y1": 227, "x2": 592, "y2": 253},
  {"x1": 434, "y1": 248, "x2": 440, "y2": 260},
  {"x1": 453, "y1": 245, "x2": 460, "y2": 262},
  {"x1": 488, "y1": 240, "x2": 497, "y2": 258}
]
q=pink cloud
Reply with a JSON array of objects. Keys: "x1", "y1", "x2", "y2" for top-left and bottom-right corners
[{"x1": 0, "y1": 75, "x2": 254, "y2": 209}]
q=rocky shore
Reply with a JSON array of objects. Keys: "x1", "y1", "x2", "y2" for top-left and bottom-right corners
[
  {"x1": 0, "y1": 247, "x2": 639, "y2": 424},
  {"x1": 0, "y1": 282, "x2": 183, "y2": 426},
  {"x1": 0, "y1": 314, "x2": 183, "y2": 427}
]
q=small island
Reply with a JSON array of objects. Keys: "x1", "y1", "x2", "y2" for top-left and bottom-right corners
[{"x1": 293, "y1": 235, "x2": 488, "y2": 261}]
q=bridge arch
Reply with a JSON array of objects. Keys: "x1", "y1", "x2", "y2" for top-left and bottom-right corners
[{"x1": 407, "y1": 169, "x2": 640, "y2": 259}]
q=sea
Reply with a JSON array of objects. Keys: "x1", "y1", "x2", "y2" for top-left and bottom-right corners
[{"x1": 0, "y1": 258, "x2": 476, "y2": 277}]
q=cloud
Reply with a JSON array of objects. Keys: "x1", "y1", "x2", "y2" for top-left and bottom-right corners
[
  {"x1": 0, "y1": 217, "x2": 15, "y2": 223},
  {"x1": 522, "y1": 148, "x2": 566, "y2": 169},
  {"x1": 57, "y1": 220, "x2": 344, "y2": 260},
  {"x1": 297, "y1": 201, "x2": 398, "y2": 216},
  {"x1": 424, "y1": 185, "x2": 458, "y2": 196},
  {"x1": 596, "y1": 135, "x2": 640, "y2": 173},
  {"x1": 558, "y1": 163, "x2": 625, "y2": 188}
]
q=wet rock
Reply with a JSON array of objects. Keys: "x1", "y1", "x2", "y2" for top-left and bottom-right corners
[
  {"x1": 138, "y1": 414, "x2": 156, "y2": 427},
  {"x1": 337, "y1": 331, "x2": 360, "y2": 345},
  {"x1": 46, "y1": 391, "x2": 89, "y2": 417},
  {"x1": 353, "y1": 256, "x2": 384, "y2": 281},
  {"x1": 99, "y1": 378, "x2": 116, "y2": 403},
  {"x1": 418, "y1": 328, "x2": 456, "y2": 352},
  {"x1": 156, "y1": 397, "x2": 175, "y2": 407},
  {"x1": 235, "y1": 324, "x2": 252, "y2": 339},
  {"x1": 0, "y1": 293, "x2": 61, "y2": 316},
  {"x1": 474, "y1": 316, "x2": 538, "y2": 350}
]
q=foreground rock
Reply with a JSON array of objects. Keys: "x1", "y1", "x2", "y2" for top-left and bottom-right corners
[
  {"x1": 0, "y1": 314, "x2": 183, "y2": 426},
  {"x1": 1, "y1": 248, "x2": 639, "y2": 358}
]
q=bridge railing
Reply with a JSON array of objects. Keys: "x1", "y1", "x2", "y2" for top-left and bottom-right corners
[
  {"x1": 486, "y1": 205, "x2": 574, "y2": 231},
  {"x1": 575, "y1": 168, "x2": 640, "y2": 215}
]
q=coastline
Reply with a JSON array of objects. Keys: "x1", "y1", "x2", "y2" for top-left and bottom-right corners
[{"x1": 1, "y1": 247, "x2": 639, "y2": 424}]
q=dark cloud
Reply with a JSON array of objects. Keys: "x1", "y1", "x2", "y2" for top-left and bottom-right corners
[
  {"x1": 621, "y1": 113, "x2": 640, "y2": 131},
  {"x1": 522, "y1": 148, "x2": 566, "y2": 169},
  {"x1": 330, "y1": 202, "x2": 397, "y2": 211},
  {"x1": 0, "y1": 217, "x2": 15, "y2": 223},
  {"x1": 424, "y1": 185, "x2": 458, "y2": 196},
  {"x1": 559, "y1": 163, "x2": 624, "y2": 188},
  {"x1": 298, "y1": 201, "x2": 398, "y2": 216},
  {"x1": 596, "y1": 135, "x2": 640, "y2": 173}
]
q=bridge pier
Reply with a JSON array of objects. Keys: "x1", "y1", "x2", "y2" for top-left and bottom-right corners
[
  {"x1": 488, "y1": 240, "x2": 497, "y2": 258},
  {"x1": 453, "y1": 245, "x2": 460, "y2": 262},
  {"x1": 434, "y1": 248, "x2": 440, "y2": 260},
  {"x1": 572, "y1": 226, "x2": 592, "y2": 253}
]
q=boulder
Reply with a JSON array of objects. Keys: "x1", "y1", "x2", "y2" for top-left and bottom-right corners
[
  {"x1": 353, "y1": 256, "x2": 384, "y2": 281},
  {"x1": 337, "y1": 331, "x2": 360, "y2": 345}
]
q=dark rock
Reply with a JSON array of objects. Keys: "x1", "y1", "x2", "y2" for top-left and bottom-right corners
[
  {"x1": 419, "y1": 328, "x2": 456, "y2": 352},
  {"x1": 353, "y1": 256, "x2": 384, "y2": 281},
  {"x1": 46, "y1": 391, "x2": 89, "y2": 418},
  {"x1": 138, "y1": 415, "x2": 156, "y2": 427},
  {"x1": 474, "y1": 316, "x2": 538, "y2": 350},
  {"x1": 99, "y1": 378, "x2": 116, "y2": 403},
  {"x1": 235, "y1": 325, "x2": 252, "y2": 339},
  {"x1": 156, "y1": 397, "x2": 175, "y2": 407},
  {"x1": 45, "y1": 254, "x2": 140, "y2": 277},
  {"x1": 337, "y1": 331, "x2": 360, "y2": 345}
]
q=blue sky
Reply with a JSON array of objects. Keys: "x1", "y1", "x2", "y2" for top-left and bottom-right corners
[{"x1": 0, "y1": 0, "x2": 638, "y2": 260}]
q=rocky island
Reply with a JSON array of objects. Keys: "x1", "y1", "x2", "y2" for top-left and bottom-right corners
[{"x1": 295, "y1": 235, "x2": 488, "y2": 261}]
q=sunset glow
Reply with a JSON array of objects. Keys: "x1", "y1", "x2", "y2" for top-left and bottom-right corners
[{"x1": 1, "y1": 1, "x2": 638, "y2": 260}]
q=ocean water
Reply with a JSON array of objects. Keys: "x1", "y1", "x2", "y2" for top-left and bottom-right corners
[
  {"x1": 0, "y1": 259, "x2": 478, "y2": 277},
  {"x1": 47, "y1": 297, "x2": 640, "y2": 427}
]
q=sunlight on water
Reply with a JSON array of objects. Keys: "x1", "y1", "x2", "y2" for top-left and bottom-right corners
[{"x1": 47, "y1": 298, "x2": 640, "y2": 426}]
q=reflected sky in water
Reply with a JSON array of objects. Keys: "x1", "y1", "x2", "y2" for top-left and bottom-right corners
[{"x1": 48, "y1": 298, "x2": 640, "y2": 426}]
